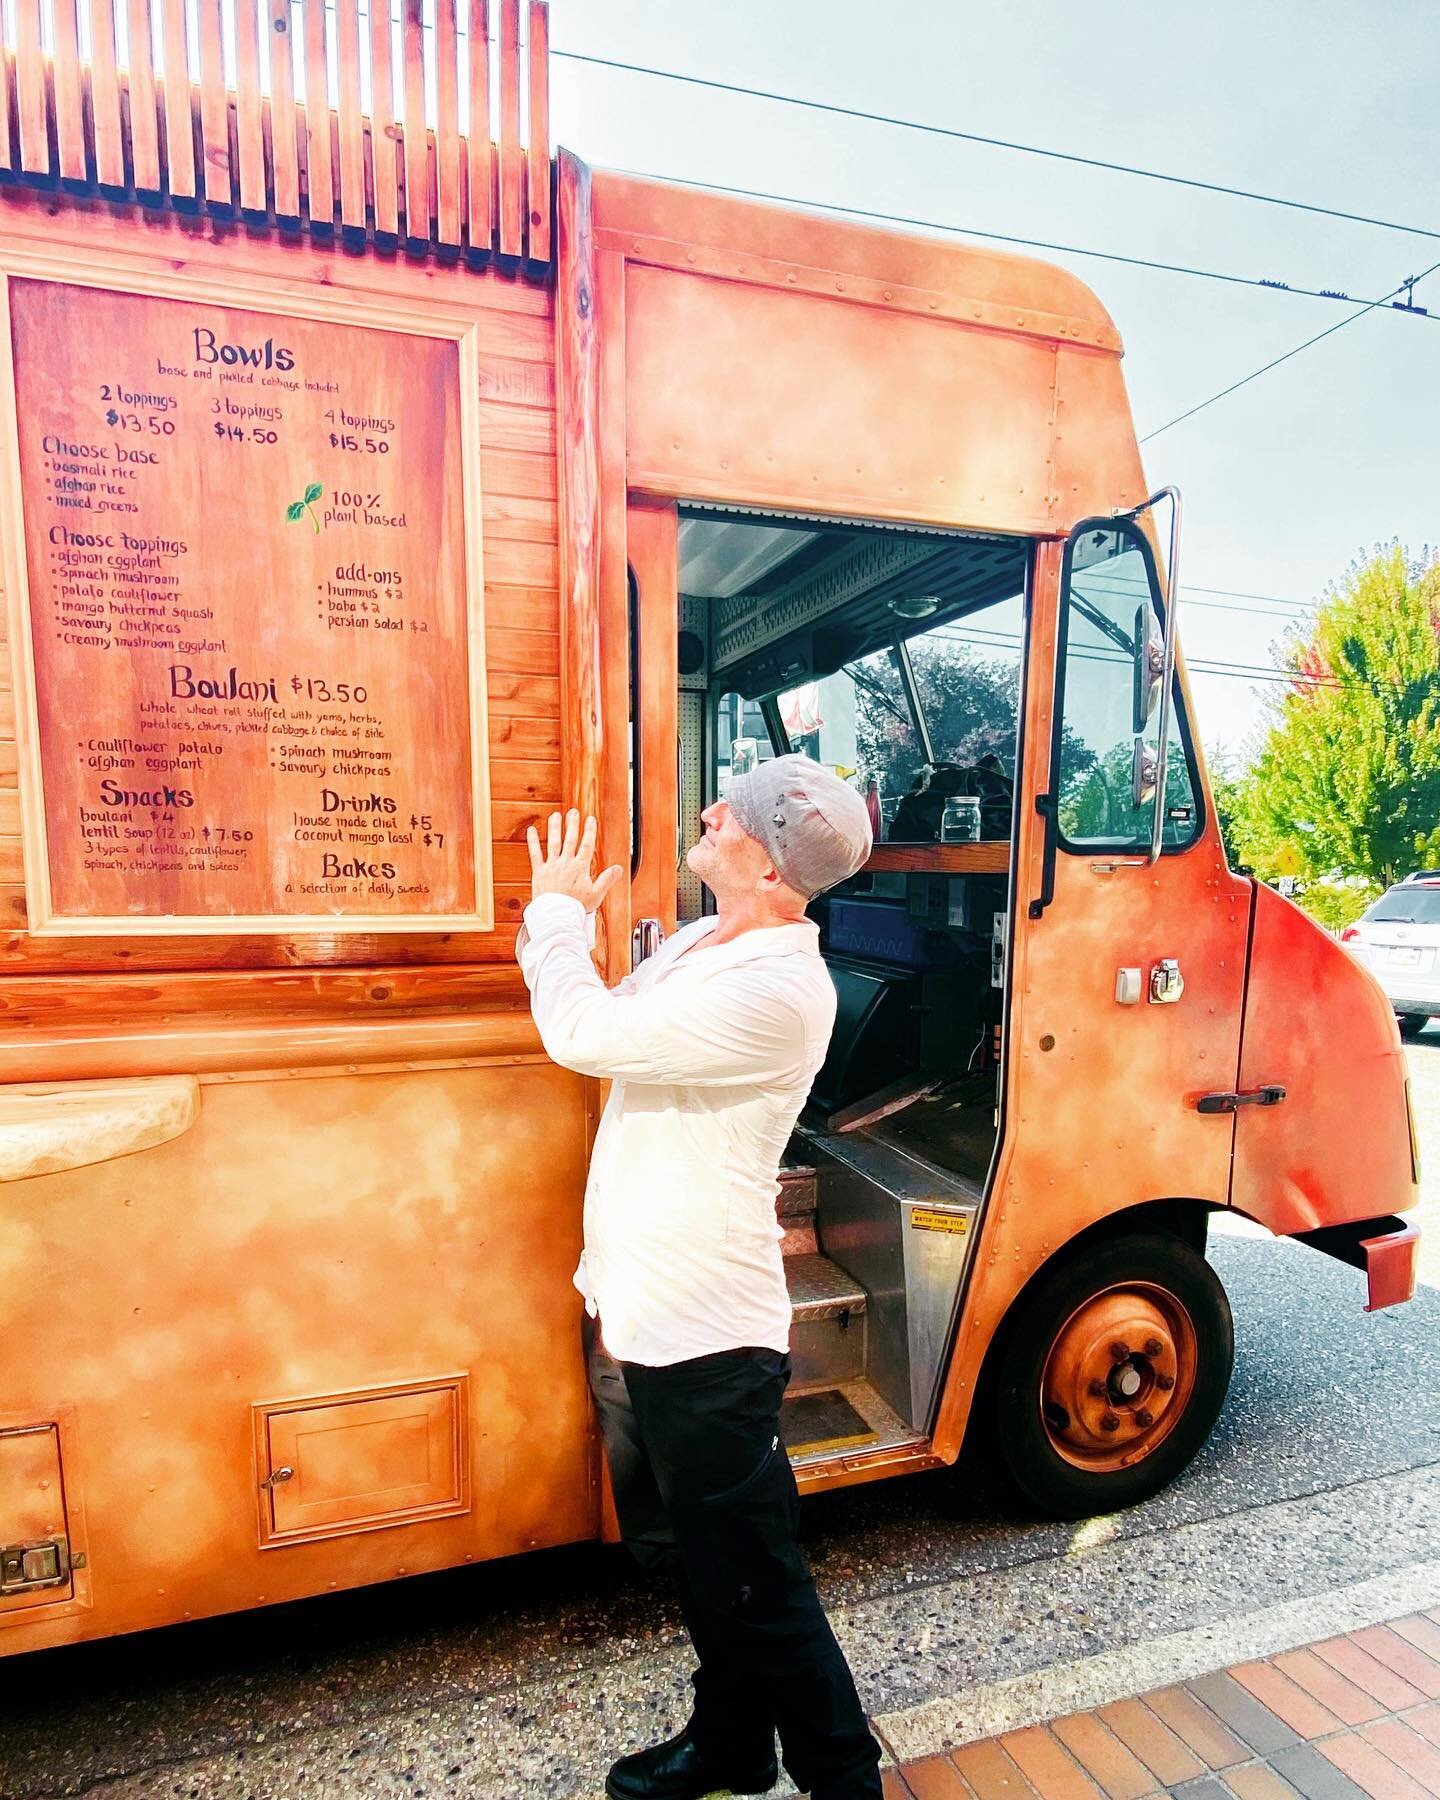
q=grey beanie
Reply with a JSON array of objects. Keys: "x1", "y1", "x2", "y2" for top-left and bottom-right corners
[{"x1": 724, "y1": 754, "x2": 874, "y2": 898}]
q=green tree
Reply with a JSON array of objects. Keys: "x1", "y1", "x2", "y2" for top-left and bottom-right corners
[
  {"x1": 1208, "y1": 759, "x2": 1253, "y2": 876},
  {"x1": 1229, "y1": 543, "x2": 1440, "y2": 889}
]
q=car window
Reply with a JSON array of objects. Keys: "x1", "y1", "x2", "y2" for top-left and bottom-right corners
[{"x1": 1368, "y1": 887, "x2": 1440, "y2": 924}]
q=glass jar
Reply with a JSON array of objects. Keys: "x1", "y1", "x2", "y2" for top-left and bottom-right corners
[{"x1": 941, "y1": 795, "x2": 982, "y2": 842}]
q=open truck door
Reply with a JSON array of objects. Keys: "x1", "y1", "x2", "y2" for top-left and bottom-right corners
[{"x1": 958, "y1": 503, "x2": 1256, "y2": 1515}]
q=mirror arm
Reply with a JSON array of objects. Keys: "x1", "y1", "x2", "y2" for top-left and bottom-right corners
[
  {"x1": 1148, "y1": 486, "x2": 1182, "y2": 866},
  {"x1": 1113, "y1": 486, "x2": 1182, "y2": 867}
]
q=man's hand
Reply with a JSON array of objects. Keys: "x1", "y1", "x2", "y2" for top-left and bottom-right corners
[{"x1": 527, "y1": 809, "x2": 624, "y2": 914}]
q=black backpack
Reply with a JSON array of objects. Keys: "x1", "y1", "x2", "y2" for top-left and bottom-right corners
[{"x1": 890, "y1": 755, "x2": 1013, "y2": 842}]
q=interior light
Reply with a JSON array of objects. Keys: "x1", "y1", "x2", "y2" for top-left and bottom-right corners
[{"x1": 888, "y1": 595, "x2": 941, "y2": 620}]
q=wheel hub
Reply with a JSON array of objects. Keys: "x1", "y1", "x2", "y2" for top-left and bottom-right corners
[{"x1": 1040, "y1": 1284, "x2": 1197, "y2": 1471}]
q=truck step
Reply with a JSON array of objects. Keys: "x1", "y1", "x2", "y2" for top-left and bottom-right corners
[
  {"x1": 776, "y1": 1163, "x2": 817, "y2": 1220},
  {"x1": 785, "y1": 1252, "x2": 866, "y2": 1387},
  {"x1": 785, "y1": 1251, "x2": 866, "y2": 1320},
  {"x1": 777, "y1": 1162, "x2": 819, "y2": 1255}
]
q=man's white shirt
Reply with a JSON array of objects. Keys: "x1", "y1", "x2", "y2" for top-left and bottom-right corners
[{"x1": 517, "y1": 893, "x2": 837, "y2": 1366}]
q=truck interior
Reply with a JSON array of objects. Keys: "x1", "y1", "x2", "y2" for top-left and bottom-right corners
[{"x1": 667, "y1": 508, "x2": 1031, "y2": 1464}]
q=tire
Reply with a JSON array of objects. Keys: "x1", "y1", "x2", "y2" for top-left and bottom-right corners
[
  {"x1": 1397, "y1": 1013, "x2": 1429, "y2": 1041},
  {"x1": 990, "y1": 1230, "x2": 1233, "y2": 1519}
]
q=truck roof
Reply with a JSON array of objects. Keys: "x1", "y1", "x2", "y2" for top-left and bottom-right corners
[{"x1": 592, "y1": 168, "x2": 1126, "y2": 357}]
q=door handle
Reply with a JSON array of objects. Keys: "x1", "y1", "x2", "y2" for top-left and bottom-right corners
[
  {"x1": 631, "y1": 918, "x2": 664, "y2": 965},
  {"x1": 1196, "y1": 1085, "x2": 1286, "y2": 1115}
]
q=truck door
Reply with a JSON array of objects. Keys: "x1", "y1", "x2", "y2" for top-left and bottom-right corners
[{"x1": 1018, "y1": 521, "x2": 1248, "y2": 1215}]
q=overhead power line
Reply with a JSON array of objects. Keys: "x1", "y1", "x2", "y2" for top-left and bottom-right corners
[
  {"x1": 933, "y1": 624, "x2": 1342, "y2": 688},
  {"x1": 556, "y1": 47, "x2": 1440, "y2": 247},
  {"x1": 1140, "y1": 259, "x2": 1440, "y2": 441},
  {"x1": 620, "y1": 169, "x2": 1434, "y2": 320}
]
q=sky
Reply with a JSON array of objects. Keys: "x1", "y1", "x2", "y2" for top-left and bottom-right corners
[{"x1": 542, "y1": 0, "x2": 1440, "y2": 766}]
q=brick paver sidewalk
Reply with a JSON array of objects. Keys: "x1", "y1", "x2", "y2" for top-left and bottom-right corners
[{"x1": 881, "y1": 1609, "x2": 1440, "y2": 1800}]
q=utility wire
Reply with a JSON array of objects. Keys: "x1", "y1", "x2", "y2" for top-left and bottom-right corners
[
  {"x1": 932, "y1": 625, "x2": 1342, "y2": 688},
  {"x1": 619, "y1": 169, "x2": 1435, "y2": 319},
  {"x1": 556, "y1": 47, "x2": 1440, "y2": 247},
  {"x1": 1141, "y1": 259, "x2": 1440, "y2": 441}
]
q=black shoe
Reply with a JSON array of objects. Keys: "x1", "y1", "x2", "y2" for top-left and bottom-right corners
[{"x1": 604, "y1": 1726, "x2": 778, "y2": 1799}]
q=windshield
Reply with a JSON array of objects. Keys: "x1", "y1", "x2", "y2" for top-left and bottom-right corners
[
  {"x1": 1368, "y1": 887, "x2": 1440, "y2": 924},
  {"x1": 777, "y1": 647, "x2": 926, "y2": 807},
  {"x1": 774, "y1": 599, "x2": 1025, "y2": 841}
]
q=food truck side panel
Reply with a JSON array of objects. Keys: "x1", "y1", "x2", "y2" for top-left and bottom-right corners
[{"x1": 0, "y1": 196, "x2": 600, "y2": 1651}]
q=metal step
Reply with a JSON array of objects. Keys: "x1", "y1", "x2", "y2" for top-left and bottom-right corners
[
  {"x1": 786, "y1": 1251, "x2": 866, "y2": 1387},
  {"x1": 785, "y1": 1251, "x2": 866, "y2": 1320},
  {"x1": 777, "y1": 1162, "x2": 819, "y2": 1256},
  {"x1": 776, "y1": 1163, "x2": 817, "y2": 1221}
]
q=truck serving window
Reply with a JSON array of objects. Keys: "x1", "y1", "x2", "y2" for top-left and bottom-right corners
[{"x1": 1054, "y1": 523, "x2": 1202, "y2": 854}]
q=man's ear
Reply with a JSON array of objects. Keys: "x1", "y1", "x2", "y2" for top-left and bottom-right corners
[{"x1": 755, "y1": 863, "x2": 786, "y2": 898}]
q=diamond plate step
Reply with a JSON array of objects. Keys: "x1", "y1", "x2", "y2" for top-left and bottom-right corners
[{"x1": 785, "y1": 1251, "x2": 866, "y2": 1321}]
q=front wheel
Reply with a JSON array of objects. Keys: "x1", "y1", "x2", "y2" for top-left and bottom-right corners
[
  {"x1": 991, "y1": 1230, "x2": 1233, "y2": 1519},
  {"x1": 1397, "y1": 1013, "x2": 1429, "y2": 1040}
]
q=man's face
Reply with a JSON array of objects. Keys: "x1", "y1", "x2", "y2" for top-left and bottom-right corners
[{"x1": 687, "y1": 798, "x2": 775, "y2": 901}]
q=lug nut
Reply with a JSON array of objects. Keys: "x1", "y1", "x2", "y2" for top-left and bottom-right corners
[
  {"x1": 1109, "y1": 1341, "x2": 1131, "y2": 1362},
  {"x1": 1144, "y1": 1337, "x2": 1164, "y2": 1358},
  {"x1": 1136, "y1": 1409, "x2": 1154, "y2": 1427},
  {"x1": 1100, "y1": 1412, "x2": 1120, "y2": 1433},
  {"x1": 1155, "y1": 1372, "x2": 1175, "y2": 1391},
  {"x1": 1088, "y1": 1379, "x2": 1107, "y2": 1398}
]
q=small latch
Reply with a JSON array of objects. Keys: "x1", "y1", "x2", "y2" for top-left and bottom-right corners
[
  {"x1": 0, "y1": 1536, "x2": 70, "y2": 1596},
  {"x1": 1149, "y1": 958, "x2": 1184, "y2": 1004},
  {"x1": 259, "y1": 1465, "x2": 295, "y2": 1491},
  {"x1": 1115, "y1": 967, "x2": 1142, "y2": 1005},
  {"x1": 1196, "y1": 1085, "x2": 1287, "y2": 1115}
]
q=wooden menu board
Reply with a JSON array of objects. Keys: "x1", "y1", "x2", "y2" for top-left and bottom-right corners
[{"x1": 1, "y1": 267, "x2": 491, "y2": 934}]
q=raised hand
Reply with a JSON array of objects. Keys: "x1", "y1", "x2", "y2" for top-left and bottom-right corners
[{"x1": 526, "y1": 809, "x2": 625, "y2": 914}]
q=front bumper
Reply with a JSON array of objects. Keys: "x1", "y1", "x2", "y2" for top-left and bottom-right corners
[{"x1": 1291, "y1": 1216, "x2": 1421, "y2": 1311}]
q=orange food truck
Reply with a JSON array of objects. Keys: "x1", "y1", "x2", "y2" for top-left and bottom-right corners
[{"x1": 0, "y1": 2, "x2": 1421, "y2": 1654}]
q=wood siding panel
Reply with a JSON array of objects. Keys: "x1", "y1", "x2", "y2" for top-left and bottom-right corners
[
  {"x1": 497, "y1": 0, "x2": 521, "y2": 257},
  {"x1": 51, "y1": 0, "x2": 87, "y2": 180},
  {"x1": 160, "y1": 0, "x2": 196, "y2": 198},
  {"x1": 466, "y1": 0, "x2": 492, "y2": 252},
  {"x1": 126, "y1": 0, "x2": 162, "y2": 191},
  {"x1": 196, "y1": 0, "x2": 231, "y2": 205},
  {"x1": 233, "y1": 0, "x2": 265, "y2": 212},
  {"x1": 433, "y1": 0, "x2": 460, "y2": 248},
  {"x1": 334, "y1": 0, "x2": 366, "y2": 230},
  {"x1": 369, "y1": 0, "x2": 398, "y2": 237},
  {"x1": 302, "y1": 0, "x2": 334, "y2": 229},
  {"x1": 87, "y1": 0, "x2": 126, "y2": 189},
  {"x1": 267, "y1": 0, "x2": 300, "y2": 219}
]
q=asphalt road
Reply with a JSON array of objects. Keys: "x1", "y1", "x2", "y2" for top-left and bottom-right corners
[{"x1": 5, "y1": 1045, "x2": 1440, "y2": 1800}]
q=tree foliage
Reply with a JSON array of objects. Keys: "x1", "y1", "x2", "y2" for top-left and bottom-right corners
[{"x1": 1227, "y1": 543, "x2": 1440, "y2": 889}]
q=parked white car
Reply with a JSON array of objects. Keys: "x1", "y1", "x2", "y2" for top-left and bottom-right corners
[{"x1": 1342, "y1": 880, "x2": 1440, "y2": 1038}]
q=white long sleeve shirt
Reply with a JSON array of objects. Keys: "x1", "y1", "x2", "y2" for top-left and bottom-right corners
[{"x1": 517, "y1": 893, "x2": 837, "y2": 1366}]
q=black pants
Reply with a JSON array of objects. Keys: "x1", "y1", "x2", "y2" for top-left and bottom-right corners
[{"x1": 585, "y1": 1318, "x2": 883, "y2": 1800}]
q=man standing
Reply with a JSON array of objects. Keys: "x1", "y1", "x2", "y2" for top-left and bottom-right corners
[{"x1": 519, "y1": 755, "x2": 882, "y2": 1800}]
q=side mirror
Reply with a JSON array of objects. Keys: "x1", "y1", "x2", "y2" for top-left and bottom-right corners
[
  {"x1": 1132, "y1": 602, "x2": 1165, "y2": 733},
  {"x1": 1132, "y1": 737, "x2": 1158, "y2": 810}
]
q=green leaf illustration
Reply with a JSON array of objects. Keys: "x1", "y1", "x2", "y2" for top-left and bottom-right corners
[{"x1": 286, "y1": 482, "x2": 323, "y2": 534}]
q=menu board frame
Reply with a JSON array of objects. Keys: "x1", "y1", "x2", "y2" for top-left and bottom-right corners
[{"x1": 0, "y1": 249, "x2": 494, "y2": 936}]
